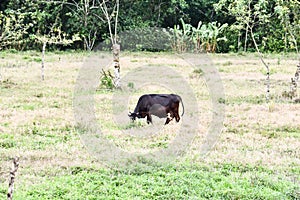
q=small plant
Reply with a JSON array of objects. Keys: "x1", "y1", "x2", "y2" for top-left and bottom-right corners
[
  {"x1": 190, "y1": 68, "x2": 204, "y2": 79},
  {"x1": 127, "y1": 82, "x2": 134, "y2": 89},
  {"x1": 193, "y1": 68, "x2": 204, "y2": 75},
  {"x1": 218, "y1": 98, "x2": 226, "y2": 104},
  {"x1": 99, "y1": 69, "x2": 115, "y2": 90},
  {"x1": 0, "y1": 78, "x2": 16, "y2": 89},
  {"x1": 282, "y1": 64, "x2": 300, "y2": 101},
  {"x1": 33, "y1": 57, "x2": 42, "y2": 63},
  {"x1": 223, "y1": 61, "x2": 232, "y2": 66},
  {"x1": 282, "y1": 90, "x2": 296, "y2": 100}
]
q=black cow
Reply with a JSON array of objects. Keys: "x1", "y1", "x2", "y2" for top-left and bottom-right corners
[{"x1": 128, "y1": 94, "x2": 184, "y2": 125}]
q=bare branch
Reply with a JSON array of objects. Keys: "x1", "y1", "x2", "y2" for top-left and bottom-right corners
[
  {"x1": 248, "y1": 25, "x2": 270, "y2": 102},
  {"x1": 100, "y1": 0, "x2": 114, "y2": 45},
  {"x1": 92, "y1": 13, "x2": 106, "y2": 23}
]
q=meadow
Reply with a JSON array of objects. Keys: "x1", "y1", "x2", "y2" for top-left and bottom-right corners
[{"x1": 0, "y1": 50, "x2": 299, "y2": 199}]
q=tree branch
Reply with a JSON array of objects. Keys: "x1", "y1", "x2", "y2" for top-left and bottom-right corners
[
  {"x1": 249, "y1": 25, "x2": 270, "y2": 102},
  {"x1": 114, "y1": 0, "x2": 119, "y2": 43},
  {"x1": 100, "y1": 0, "x2": 114, "y2": 45}
]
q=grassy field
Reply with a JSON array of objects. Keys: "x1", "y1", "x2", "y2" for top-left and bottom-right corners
[{"x1": 0, "y1": 50, "x2": 299, "y2": 199}]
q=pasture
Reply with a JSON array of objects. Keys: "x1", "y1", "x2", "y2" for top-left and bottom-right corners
[{"x1": 0, "y1": 51, "x2": 299, "y2": 199}]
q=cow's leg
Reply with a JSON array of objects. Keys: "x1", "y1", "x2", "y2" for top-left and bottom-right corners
[
  {"x1": 175, "y1": 112, "x2": 180, "y2": 122},
  {"x1": 146, "y1": 114, "x2": 152, "y2": 124},
  {"x1": 172, "y1": 106, "x2": 180, "y2": 122},
  {"x1": 165, "y1": 117, "x2": 171, "y2": 125},
  {"x1": 165, "y1": 113, "x2": 174, "y2": 125}
]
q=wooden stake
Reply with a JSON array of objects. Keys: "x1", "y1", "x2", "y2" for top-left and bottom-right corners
[
  {"x1": 7, "y1": 157, "x2": 20, "y2": 200},
  {"x1": 41, "y1": 41, "x2": 46, "y2": 81}
]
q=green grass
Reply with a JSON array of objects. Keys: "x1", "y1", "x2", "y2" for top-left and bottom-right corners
[
  {"x1": 259, "y1": 125, "x2": 300, "y2": 139},
  {"x1": 3, "y1": 163, "x2": 298, "y2": 200},
  {"x1": 225, "y1": 123, "x2": 300, "y2": 138},
  {"x1": 225, "y1": 95, "x2": 266, "y2": 105}
]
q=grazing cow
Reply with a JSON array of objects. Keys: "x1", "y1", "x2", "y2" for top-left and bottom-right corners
[{"x1": 128, "y1": 94, "x2": 184, "y2": 125}]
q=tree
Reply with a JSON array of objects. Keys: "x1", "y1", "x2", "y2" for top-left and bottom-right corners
[
  {"x1": 119, "y1": 0, "x2": 189, "y2": 30},
  {"x1": 62, "y1": 0, "x2": 106, "y2": 51},
  {"x1": 34, "y1": 2, "x2": 80, "y2": 80},
  {"x1": 275, "y1": 0, "x2": 300, "y2": 56},
  {"x1": 215, "y1": 0, "x2": 271, "y2": 102},
  {"x1": 0, "y1": 9, "x2": 33, "y2": 50},
  {"x1": 59, "y1": 0, "x2": 121, "y2": 87},
  {"x1": 99, "y1": 0, "x2": 121, "y2": 88}
]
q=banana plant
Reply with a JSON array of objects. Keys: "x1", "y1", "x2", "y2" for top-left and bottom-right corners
[
  {"x1": 208, "y1": 22, "x2": 228, "y2": 52},
  {"x1": 191, "y1": 21, "x2": 203, "y2": 52},
  {"x1": 172, "y1": 19, "x2": 228, "y2": 53},
  {"x1": 172, "y1": 18, "x2": 193, "y2": 52},
  {"x1": 181, "y1": 18, "x2": 193, "y2": 52},
  {"x1": 172, "y1": 24, "x2": 183, "y2": 52},
  {"x1": 199, "y1": 23, "x2": 211, "y2": 52}
]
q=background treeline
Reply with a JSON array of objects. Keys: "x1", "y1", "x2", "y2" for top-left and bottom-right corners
[{"x1": 0, "y1": 0, "x2": 299, "y2": 53}]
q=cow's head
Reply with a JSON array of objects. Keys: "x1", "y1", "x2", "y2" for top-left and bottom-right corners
[{"x1": 128, "y1": 112, "x2": 138, "y2": 121}]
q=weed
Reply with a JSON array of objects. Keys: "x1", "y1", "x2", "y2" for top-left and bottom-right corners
[
  {"x1": 218, "y1": 97, "x2": 226, "y2": 104},
  {"x1": 0, "y1": 78, "x2": 17, "y2": 89},
  {"x1": 8, "y1": 49, "x2": 18, "y2": 53},
  {"x1": 193, "y1": 68, "x2": 204, "y2": 75},
  {"x1": 0, "y1": 139, "x2": 16, "y2": 149},
  {"x1": 99, "y1": 69, "x2": 115, "y2": 90},
  {"x1": 223, "y1": 61, "x2": 233, "y2": 66},
  {"x1": 226, "y1": 95, "x2": 265, "y2": 105},
  {"x1": 258, "y1": 125, "x2": 300, "y2": 138},
  {"x1": 33, "y1": 57, "x2": 42, "y2": 62},
  {"x1": 127, "y1": 82, "x2": 134, "y2": 89}
]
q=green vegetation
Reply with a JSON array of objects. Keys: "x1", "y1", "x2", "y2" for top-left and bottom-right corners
[
  {"x1": 10, "y1": 164, "x2": 300, "y2": 200},
  {"x1": 0, "y1": 0, "x2": 299, "y2": 52}
]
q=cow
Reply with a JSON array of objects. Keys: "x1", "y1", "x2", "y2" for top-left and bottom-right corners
[{"x1": 128, "y1": 94, "x2": 184, "y2": 125}]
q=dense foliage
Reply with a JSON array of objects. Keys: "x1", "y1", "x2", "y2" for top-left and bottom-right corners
[{"x1": 0, "y1": 0, "x2": 299, "y2": 52}]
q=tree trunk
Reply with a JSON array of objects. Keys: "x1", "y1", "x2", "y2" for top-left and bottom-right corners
[
  {"x1": 112, "y1": 44, "x2": 120, "y2": 88},
  {"x1": 244, "y1": 28, "x2": 248, "y2": 52},
  {"x1": 238, "y1": 32, "x2": 241, "y2": 52},
  {"x1": 41, "y1": 41, "x2": 46, "y2": 81},
  {"x1": 295, "y1": 64, "x2": 300, "y2": 82},
  {"x1": 249, "y1": 26, "x2": 270, "y2": 102}
]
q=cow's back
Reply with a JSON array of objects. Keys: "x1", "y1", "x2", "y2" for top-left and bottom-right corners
[{"x1": 134, "y1": 94, "x2": 182, "y2": 112}]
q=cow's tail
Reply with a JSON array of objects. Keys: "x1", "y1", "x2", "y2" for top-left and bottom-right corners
[{"x1": 178, "y1": 96, "x2": 184, "y2": 116}]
